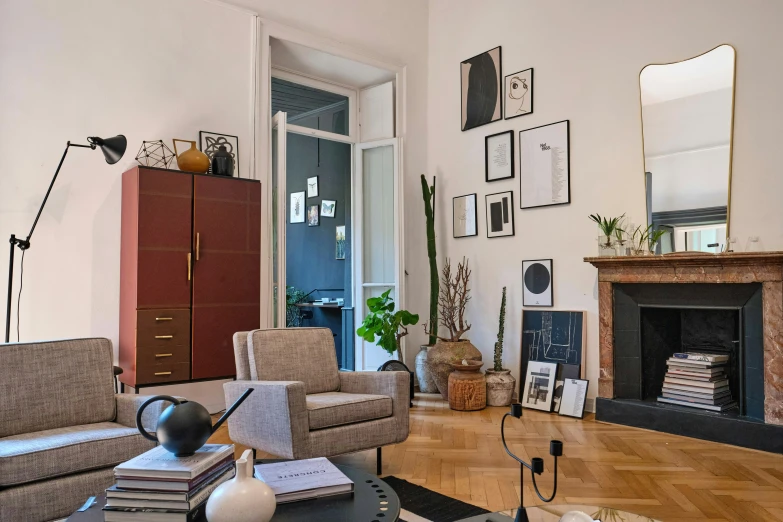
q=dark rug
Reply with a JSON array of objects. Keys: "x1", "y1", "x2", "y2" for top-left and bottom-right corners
[{"x1": 383, "y1": 476, "x2": 491, "y2": 522}]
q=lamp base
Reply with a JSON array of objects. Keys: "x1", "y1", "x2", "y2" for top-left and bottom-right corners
[{"x1": 515, "y1": 507, "x2": 530, "y2": 522}]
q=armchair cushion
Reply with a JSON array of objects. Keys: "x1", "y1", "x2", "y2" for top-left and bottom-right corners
[
  {"x1": 0, "y1": 422, "x2": 155, "y2": 486},
  {"x1": 306, "y1": 392, "x2": 392, "y2": 430}
]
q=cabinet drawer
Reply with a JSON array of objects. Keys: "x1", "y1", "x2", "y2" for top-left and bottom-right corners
[
  {"x1": 136, "y1": 362, "x2": 191, "y2": 385},
  {"x1": 137, "y1": 343, "x2": 190, "y2": 366},
  {"x1": 137, "y1": 309, "x2": 191, "y2": 348}
]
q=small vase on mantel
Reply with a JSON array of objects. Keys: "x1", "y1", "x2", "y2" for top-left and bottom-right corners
[
  {"x1": 597, "y1": 236, "x2": 615, "y2": 257},
  {"x1": 485, "y1": 369, "x2": 515, "y2": 406},
  {"x1": 415, "y1": 345, "x2": 438, "y2": 393}
]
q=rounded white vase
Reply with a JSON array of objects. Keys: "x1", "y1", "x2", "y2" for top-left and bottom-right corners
[{"x1": 206, "y1": 449, "x2": 276, "y2": 522}]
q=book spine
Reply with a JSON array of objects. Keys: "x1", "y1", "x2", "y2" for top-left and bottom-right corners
[
  {"x1": 189, "y1": 448, "x2": 235, "y2": 479},
  {"x1": 188, "y1": 468, "x2": 235, "y2": 508}
]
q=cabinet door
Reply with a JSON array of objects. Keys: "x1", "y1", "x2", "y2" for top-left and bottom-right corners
[{"x1": 191, "y1": 176, "x2": 261, "y2": 379}]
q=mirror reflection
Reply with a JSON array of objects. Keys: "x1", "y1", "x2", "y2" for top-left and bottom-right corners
[{"x1": 640, "y1": 44, "x2": 736, "y2": 253}]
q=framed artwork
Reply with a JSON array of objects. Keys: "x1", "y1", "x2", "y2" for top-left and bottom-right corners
[
  {"x1": 336, "y1": 226, "x2": 346, "y2": 260},
  {"x1": 519, "y1": 120, "x2": 570, "y2": 209},
  {"x1": 559, "y1": 378, "x2": 589, "y2": 419},
  {"x1": 289, "y1": 191, "x2": 305, "y2": 224},
  {"x1": 522, "y1": 259, "x2": 553, "y2": 307},
  {"x1": 521, "y1": 361, "x2": 557, "y2": 412},
  {"x1": 551, "y1": 364, "x2": 581, "y2": 413},
  {"x1": 307, "y1": 204, "x2": 319, "y2": 226},
  {"x1": 485, "y1": 130, "x2": 514, "y2": 182},
  {"x1": 307, "y1": 176, "x2": 319, "y2": 198},
  {"x1": 453, "y1": 193, "x2": 478, "y2": 238},
  {"x1": 199, "y1": 131, "x2": 239, "y2": 176},
  {"x1": 321, "y1": 200, "x2": 336, "y2": 218},
  {"x1": 504, "y1": 68, "x2": 533, "y2": 119},
  {"x1": 485, "y1": 191, "x2": 514, "y2": 238},
  {"x1": 461, "y1": 46, "x2": 502, "y2": 131}
]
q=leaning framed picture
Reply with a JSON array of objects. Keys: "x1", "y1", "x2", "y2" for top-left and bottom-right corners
[
  {"x1": 199, "y1": 131, "x2": 239, "y2": 176},
  {"x1": 289, "y1": 191, "x2": 305, "y2": 224},
  {"x1": 453, "y1": 193, "x2": 478, "y2": 238},
  {"x1": 504, "y1": 68, "x2": 533, "y2": 119},
  {"x1": 485, "y1": 191, "x2": 514, "y2": 238},
  {"x1": 485, "y1": 130, "x2": 514, "y2": 182},
  {"x1": 461, "y1": 46, "x2": 502, "y2": 131},
  {"x1": 519, "y1": 120, "x2": 570, "y2": 209},
  {"x1": 521, "y1": 361, "x2": 558, "y2": 412},
  {"x1": 558, "y1": 378, "x2": 589, "y2": 419},
  {"x1": 522, "y1": 259, "x2": 553, "y2": 307}
]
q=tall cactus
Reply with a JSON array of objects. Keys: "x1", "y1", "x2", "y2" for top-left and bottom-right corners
[
  {"x1": 421, "y1": 175, "x2": 439, "y2": 345},
  {"x1": 494, "y1": 287, "x2": 507, "y2": 371}
]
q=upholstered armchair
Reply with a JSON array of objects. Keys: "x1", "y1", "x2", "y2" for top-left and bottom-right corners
[{"x1": 224, "y1": 328, "x2": 409, "y2": 474}]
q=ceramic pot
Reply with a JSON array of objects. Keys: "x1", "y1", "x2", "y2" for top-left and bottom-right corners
[
  {"x1": 485, "y1": 369, "x2": 516, "y2": 407},
  {"x1": 206, "y1": 449, "x2": 276, "y2": 522},
  {"x1": 448, "y1": 360, "x2": 486, "y2": 411},
  {"x1": 415, "y1": 345, "x2": 438, "y2": 393},
  {"x1": 211, "y1": 144, "x2": 235, "y2": 177},
  {"x1": 426, "y1": 339, "x2": 482, "y2": 400},
  {"x1": 173, "y1": 139, "x2": 210, "y2": 173}
]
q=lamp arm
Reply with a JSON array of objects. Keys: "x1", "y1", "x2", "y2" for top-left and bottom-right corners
[
  {"x1": 530, "y1": 455, "x2": 558, "y2": 502},
  {"x1": 500, "y1": 413, "x2": 535, "y2": 472},
  {"x1": 500, "y1": 413, "x2": 560, "y2": 505}
]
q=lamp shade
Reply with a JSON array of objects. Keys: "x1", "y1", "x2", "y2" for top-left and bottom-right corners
[{"x1": 89, "y1": 135, "x2": 127, "y2": 164}]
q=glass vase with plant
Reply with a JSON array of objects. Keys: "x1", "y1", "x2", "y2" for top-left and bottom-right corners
[
  {"x1": 648, "y1": 228, "x2": 666, "y2": 255},
  {"x1": 356, "y1": 289, "x2": 419, "y2": 363},
  {"x1": 589, "y1": 213, "x2": 624, "y2": 256}
]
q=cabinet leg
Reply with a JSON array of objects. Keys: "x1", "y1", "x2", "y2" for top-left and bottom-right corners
[{"x1": 376, "y1": 447, "x2": 382, "y2": 476}]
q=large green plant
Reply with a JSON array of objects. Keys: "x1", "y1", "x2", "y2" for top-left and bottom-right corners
[
  {"x1": 285, "y1": 285, "x2": 308, "y2": 327},
  {"x1": 357, "y1": 289, "x2": 419, "y2": 362},
  {"x1": 421, "y1": 175, "x2": 439, "y2": 345}
]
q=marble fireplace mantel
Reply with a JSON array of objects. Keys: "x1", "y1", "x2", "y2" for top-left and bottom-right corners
[{"x1": 585, "y1": 252, "x2": 783, "y2": 426}]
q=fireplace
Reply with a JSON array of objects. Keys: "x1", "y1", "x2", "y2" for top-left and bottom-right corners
[{"x1": 586, "y1": 253, "x2": 783, "y2": 453}]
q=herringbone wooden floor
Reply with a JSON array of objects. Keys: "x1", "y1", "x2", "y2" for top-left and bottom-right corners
[{"x1": 210, "y1": 393, "x2": 783, "y2": 521}]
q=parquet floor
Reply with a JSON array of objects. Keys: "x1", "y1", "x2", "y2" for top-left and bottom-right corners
[{"x1": 210, "y1": 393, "x2": 783, "y2": 521}]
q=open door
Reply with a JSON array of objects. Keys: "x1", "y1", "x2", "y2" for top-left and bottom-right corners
[{"x1": 271, "y1": 111, "x2": 287, "y2": 327}]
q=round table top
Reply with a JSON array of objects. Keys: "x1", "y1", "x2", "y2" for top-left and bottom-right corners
[{"x1": 489, "y1": 505, "x2": 659, "y2": 521}]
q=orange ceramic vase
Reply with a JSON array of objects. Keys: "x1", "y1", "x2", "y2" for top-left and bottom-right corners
[{"x1": 173, "y1": 139, "x2": 210, "y2": 173}]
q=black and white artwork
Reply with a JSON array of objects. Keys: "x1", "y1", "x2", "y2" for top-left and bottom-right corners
[
  {"x1": 461, "y1": 46, "x2": 502, "y2": 131},
  {"x1": 504, "y1": 68, "x2": 533, "y2": 119},
  {"x1": 552, "y1": 364, "x2": 581, "y2": 413},
  {"x1": 453, "y1": 194, "x2": 478, "y2": 238},
  {"x1": 336, "y1": 226, "x2": 346, "y2": 260},
  {"x1": 307, "y1": 176, "x2": 319, "y2": 198},
  {"x1": 485, "y1": 191, "x2": 514, "y2": 238},
  {"x1": 321, "y1": 200, "x2": 336, "y2": 218},
  {"x1": 199, "y1": 131, "x2": 239, "y2": 176},
  {"x1": 307, "y1": 204, "x2": 319, "y2": 226},
  {"x1": 519, "y1": 120, "x2": 570, "y2": 209},
  {"x1": 522, "y1": 259, "x2": 553, "y2": 306},
  {"x1": 522, "y1": 361, "x2": 557, "y2": 412},
  {"x1": 290, "y1": 191, "x2": 305, "y2": 224},
  {"x1": 559, "y1": 378, "x2": 589, "y2": 419},
  {"x1": 485, "y1": 130, "x2": 514, "y2": 182}
]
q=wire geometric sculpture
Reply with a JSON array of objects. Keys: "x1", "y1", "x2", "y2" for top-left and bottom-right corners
[{"x1": 135, "y1": 140, "x2": 175, "y2": 169}]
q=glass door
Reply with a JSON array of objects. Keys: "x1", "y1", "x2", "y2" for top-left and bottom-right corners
[{"x1": 271, "y1": 111, "x2": 287, "y2": 327}]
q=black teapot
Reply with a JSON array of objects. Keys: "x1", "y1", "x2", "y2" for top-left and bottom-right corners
[{"x1": 135, "y1": 388, "x2": 253, "y2": 456}]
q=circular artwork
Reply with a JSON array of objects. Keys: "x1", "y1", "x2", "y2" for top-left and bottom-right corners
[{"x1": 524, "y1": 262, "x2": 551, "y2": 294}]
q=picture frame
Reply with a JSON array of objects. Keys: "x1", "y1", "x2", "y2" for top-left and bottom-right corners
[
  {"x1": 485, "y1": 130, "x2": 514, "y2": 182},
  {"x1": 453, "y1": 193, "x2": 478, "y2": 238},
  {"x1": 558, "y1": 378, "x2": 589, "y2": 419},
  {"x1": 485, "y1": 191, "x2": 514, "y2": 238},
  {"x1": 521, "y1": 361, "x2": 558, "y2": 412},
  {"x1": 307, "y1": 176, "x2": 319, "y2": 198},
  {"x1": 289, "y1": 191, "x2": 305, "y2": 224},
  {"x1": 199, "y1": 131, "x2": 239, "y2": 176},
  {"x1": 504, "y1": 68, "x2": 533, "y2": 119},
  {"x1": 307, "y1": 204, "x2": 319, "y2": 227},
  {"x1": 522, "y1": 259, "x2": 553, "y2": 307},
  {"x1": 551, "y1": 364, "x2": 581, "y2": 413},
  {"x1": 519, "y1": 120, "x2": 570, "y2": 209},
  {"x1": 336, "y1": 226, "x2": 346, "y2": 260},
  {"x1": 461, "y1": 46, "x2": 502, "y2": 131},
  {"x1": 321, "y1": 200, "x2": 336, "y2": 218}
]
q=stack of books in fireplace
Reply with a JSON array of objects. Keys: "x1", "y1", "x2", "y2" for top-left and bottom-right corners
[{"x1": 657, "y1": 352, "x2": 737, "y2": 412}]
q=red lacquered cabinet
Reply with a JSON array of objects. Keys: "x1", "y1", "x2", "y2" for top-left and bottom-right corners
[{"x1": 119, "y1": 166, "x2": 261, "y2": 389}]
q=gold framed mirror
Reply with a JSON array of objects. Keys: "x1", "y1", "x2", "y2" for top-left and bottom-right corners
[{"x1": 639, "y1": 44, "x2": 736, "y2": 253}]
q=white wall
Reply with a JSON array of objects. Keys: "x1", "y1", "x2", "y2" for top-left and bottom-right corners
[{"x1": 427, "y1": 0, "x2": 783, "y2": 404}]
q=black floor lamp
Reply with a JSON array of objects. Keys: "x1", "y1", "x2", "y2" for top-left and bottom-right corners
[{"x1": 4, "y1": 135, "x2": 127, "y2": 343}]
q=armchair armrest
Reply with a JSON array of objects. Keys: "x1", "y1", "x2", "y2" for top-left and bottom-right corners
[
  {"x1": 223, "y1": 381, "x2": 309, "y2": 459},
  {"x1": 340, "y1": 371, "x2": 408, "y2": 404},
  {"x1": 115, "y1": 394, "x2": 177, "y2": 432}
]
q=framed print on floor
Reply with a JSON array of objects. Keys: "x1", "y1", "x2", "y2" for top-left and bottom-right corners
[
  {"x1": 522, "y1": 361, "x2": 557, "y2": 412},
  {"x1": 453, "y1": 193, "x2": 478, "y2": 238},
  {"x1": 485, "y1": 130, "x2": 514, "y2": 182},
  {"x1": 485, "y1": 191, "x2": 514, "y2": 238},
  {"x1": 559, "y1": 378, "x2": 589, "y2": 419},
  {"x1": 504, "y1": 68, "x2": 533, "y2": 119},
  {"x1": 519, "y1": 120, "x2": 570, "y2": 209},
  {"x1": 522, "y1": 259, "x2": 553, "y2": 307},
  {"x1": 461, "y1": 46, "x2": 502, "y2": 131}
]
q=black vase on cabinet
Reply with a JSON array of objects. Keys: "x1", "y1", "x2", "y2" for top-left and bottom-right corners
[{"x1": 211, "y1": 145, "x2": 235, "y2": 177}]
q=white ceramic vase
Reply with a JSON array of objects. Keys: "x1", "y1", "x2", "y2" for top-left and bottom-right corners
[
  {"x1": 206, "y1": 449, "x2": 276, "y2": 522},
  {"x1": 559, "y1": 511, "x2": 596, "y2": 522}
]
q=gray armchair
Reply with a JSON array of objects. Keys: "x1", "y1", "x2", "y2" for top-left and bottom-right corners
[
  {"x1": 0, "y1": 338, "x2": 168, "y2": 522},
  {"x1": 224, "y1": 328, "x2": 409, "y2": 474}
]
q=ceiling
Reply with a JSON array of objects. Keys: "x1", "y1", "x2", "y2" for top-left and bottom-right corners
[{"x1": 640, "y1": 45, "x2": 735, "y2": 105}]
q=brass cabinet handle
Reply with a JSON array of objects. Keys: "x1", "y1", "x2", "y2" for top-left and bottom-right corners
[
  {"x1": 155, "y1": 317, "x2": 173, "y2": 322},
  {"x1": 155, "y1": 335, "x2": 174, "y2": 339},
  {"x1": 155, "y1": 353, "x2": 173, "y2": 358},
  {"x1": 154, "y1": 371, "x2": 172, "y2": 376},
  {"x1": 187, "y1": 253, "x2": 192, "y2": 281},
  {"x1": 196, "y1": 232, "x2": 200, "y2": 261}
]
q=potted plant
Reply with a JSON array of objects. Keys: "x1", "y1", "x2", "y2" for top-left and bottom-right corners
[
  {"x1": 416, "y1": 175, "x2": 439, "y2": 393},
  {"x1": 630, "y1": 224, "x2": 664, "y2": 255},
  {"x1": 648, "y1": 227, "x2": 666, "y2": 255},
  {"x1": 285, "y1": 286, "x2": 308, "y2": 327},
  {"x1": 485, "y1": 287, "x2": 515, "y2": 406},
  {"x1": 356, "y1": 289, "x2": 419, "y2": 363},
  {"x1": 425, "y1": 257, "x2": 482, "y2": 400},
  {"x1": 589, "y1": 213, "x2": 624, "y2": 256}
]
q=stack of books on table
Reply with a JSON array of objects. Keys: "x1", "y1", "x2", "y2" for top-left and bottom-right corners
[
  {"x1": 657, "y1": 352, "x2": 737, "y2": 412},
  {"x1": 254, "y1": 457, "x2": 354, "y2": 503},
  {"x1": 104, "y1": 444, "x2": 235, "y2": 521}
]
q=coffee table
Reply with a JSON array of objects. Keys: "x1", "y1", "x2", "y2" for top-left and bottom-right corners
[
  {"x1": 66, "y1": 461, "x2": 400, "y2": 522},
  {"x1": 457, "y1": 504, "x2": 659, "y2": 521}
]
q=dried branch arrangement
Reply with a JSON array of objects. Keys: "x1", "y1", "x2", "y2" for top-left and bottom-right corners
[{"x1": 438, "y1": 257, "x2": 472, "y2": 342}]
